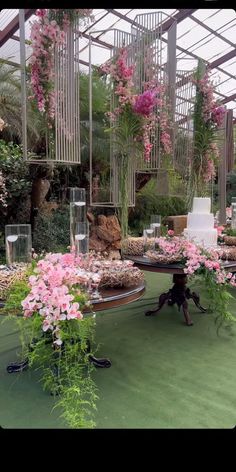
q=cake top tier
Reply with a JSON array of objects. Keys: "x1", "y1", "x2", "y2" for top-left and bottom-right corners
[{"x1": 192, "y1": 197, "x2": 211, "y2": 214}]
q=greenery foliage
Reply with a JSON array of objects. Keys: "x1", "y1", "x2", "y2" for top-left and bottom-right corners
[
  {"x1": 0, "y1": 60, "x2": 46, "y2": 149},
  {"x1": 33, "y1": 205, "x2": 70, "y2": 253},
  {"x1": 129, "y1": 178, "x2": 187, "y2": 235},
  {"x1": 0, "y1": 139, "x2": 32, "y2": 227},
  {"x1": 224, "y1": 228, "x2": 236, "y2": 237},
  {"x1": 196, "y1": 270, "x2": 236, "y2": 333}
]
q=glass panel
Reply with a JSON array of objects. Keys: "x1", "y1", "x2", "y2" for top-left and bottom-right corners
[
  {"x1": 0, "y1": 9, "x2": 18, "y2": 29},
  {"x1": 192, "y1": 9, "x2": 220, "y2": 22}
]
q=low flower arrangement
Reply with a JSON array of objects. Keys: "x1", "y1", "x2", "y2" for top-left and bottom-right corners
[
  {"x1": 2, "y1": 251, "x2": 144, "y2": 428},
  {"x1": 0, "y1": 263, "x2": 28, "y2": 301},
  {"x1": 218, "y1": 246, "x2": 236, "y2": 261},
  {"x1": 99, "y1": 261, "x2": 144, "y2": 288},
  {"x1": 122, "y1": 237, "x2": 156, "y2": 256},
  {"x1": 146, "y1": 234, "x2": 236, "y2": 328}
]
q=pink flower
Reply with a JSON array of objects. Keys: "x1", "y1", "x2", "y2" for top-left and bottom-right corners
[
  {"x1": 203, "y1": 159, "x2": 216, "y2": 183},
  {"x1": 133, "y1": 90, "x2": 157, "y2": 116},
  {"x1": 211, "y1": 106, "x2": 226, "y2": 127},
  {"x1": 216, "y1": 226, "x2": 224, "y2": 236},
  {"x1": 67, "y1": 303, "x2": 83, "y2": 320},
  {"x1": 167, "y1": 230, "x2": 174, "y2": 237}
]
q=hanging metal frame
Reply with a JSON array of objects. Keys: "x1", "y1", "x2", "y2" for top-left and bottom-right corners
[
  {"x1": 89, "y1": 11, "x2": 178, "y2": 207},
  {"x1": 20, "y1": 10, "x2": 81, "y2": 164}
]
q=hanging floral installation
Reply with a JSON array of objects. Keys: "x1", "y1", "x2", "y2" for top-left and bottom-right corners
[
  {"x1": 189, "y1": 60, "x2": 226, "y2": 201},
  {"x1": 101, "y1": 47, "x2": 172, "y2": 162},
  {"x1": 29, "y1": 9, "x2": 94, "y2": 127},
  {"x1": 100, "y1": 48, "x2": 172, "y2": 239}
]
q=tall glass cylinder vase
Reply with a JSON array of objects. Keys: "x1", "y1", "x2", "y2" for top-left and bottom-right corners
[
  {"x1": 231, "y1": 203, "x2": 236, "y2": 230},
  {"x1": 70, "y1": 188, "x2": 88, "y2": 251},
  {"x1": 5, "y1": 224, "x2": 32, "y2": 265},
  {"x1": 74, "y1": 222, "x2": 89, "y2": 255},
  {"x1": 231, "y1": 197, "x2": 236, "y2": 230}
]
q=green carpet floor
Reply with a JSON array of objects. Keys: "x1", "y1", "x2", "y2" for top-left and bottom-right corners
[{"x1": 1, "y1": 271, "x2": 236, "y2": 429}]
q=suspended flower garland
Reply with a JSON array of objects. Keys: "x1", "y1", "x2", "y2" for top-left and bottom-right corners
[
  {"x1": 100, "y1": 48, "x2": 172, "y2": 162},
  {"x1": 190, "y1": 61, "x2": 226, "y2": 198},
  {"x1": 29, "y1": 9, "x2": 94, "y2": 126}
]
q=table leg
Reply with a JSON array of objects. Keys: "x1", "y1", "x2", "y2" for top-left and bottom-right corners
[
  {"x1": 145, "y1": 273, "x2": 207, "y2": 326},
  {"x1": 145, "y1": 290, "x2": 172, "y2": 316},
  {"x1": 186, "y1": 288, "x2": 207, "y2": 313},
  {"x1": 182, "y1": 300, "x2": 193, "y2": 326}
]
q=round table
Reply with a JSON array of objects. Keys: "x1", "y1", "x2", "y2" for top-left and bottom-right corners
[
  {"x1": 6, "y1": 283, "x2": 146, "y2": 371},
  {"x1": 125, "y1": 255, "x2": 236, "y2": 326},
  {"x1": 84, "y1": 283, "x2": 146, "y2": 312},
  {"x1": 126, "y1": 255, "x2": 236, "y2": 274}
]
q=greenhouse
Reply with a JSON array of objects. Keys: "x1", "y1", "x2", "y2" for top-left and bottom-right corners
[{"x1": 0, "y1": 8, "x2": 236, "y2": 429}]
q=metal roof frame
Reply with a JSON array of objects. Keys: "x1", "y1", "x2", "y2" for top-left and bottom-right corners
[{"x1": 0, "y1": 8, "x2": 235, "y2": 116}]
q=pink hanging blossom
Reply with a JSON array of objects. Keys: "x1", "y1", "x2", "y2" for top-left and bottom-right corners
[
  {"x1": 133, "y1": 90, "x2": 157, "y2": 116},
  {"x1": 211, "y1": 106, "x2": 226, "y2": 127},
  {"x1": 203, "y1": 158, "x2": 216, "y2": 183},
  {"x1": 101, "y1": 48, "x2": 172, "y2": 162},
  {"x1": 30, "y1": 9, "x2": 93, "y2": 125}
]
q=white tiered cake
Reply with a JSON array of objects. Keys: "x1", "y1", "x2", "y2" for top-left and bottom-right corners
[{"x1": 183, "y1": 197, "x2": 218, "y2": 248}]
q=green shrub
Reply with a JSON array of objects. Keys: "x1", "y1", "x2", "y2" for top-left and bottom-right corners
[
  {"x1": 0, "y1": 140, "x2": 32, "y2": 230},
  {"x1": 33, "y1": 206, "x2": 70, "y2": 253},
  {"x1": 129, "y1": 178, "x2": 187, "y2": 235}
]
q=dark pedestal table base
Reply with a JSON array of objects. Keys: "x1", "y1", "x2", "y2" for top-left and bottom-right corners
[{"x1": 145, "y1": 273, "x2": 207, "y2": 326}]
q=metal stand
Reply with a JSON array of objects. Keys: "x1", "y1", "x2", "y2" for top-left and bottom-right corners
[{"x1": 6, "y1": 338, "x2": 111, "y2": 374}]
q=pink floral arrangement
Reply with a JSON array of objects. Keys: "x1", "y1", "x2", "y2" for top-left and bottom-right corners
[
  {"x1": 30, "y1": 9, "x2": 94, "y2": 125},
  {"x1": 21, "y1": 253, "x2": 88, "y2": 346},
  {"x1": 100, "y1": 48, "x2": 172, "y2": 161},
  {"x1": 153, "y1": 235, "x2": 236, "y2": 287},
  {"x1": 21, "y1": 251, "x2": 144, "y2": 345}
]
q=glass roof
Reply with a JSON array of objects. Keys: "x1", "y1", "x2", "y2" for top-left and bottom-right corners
[{"x1": 0, "y1": 8, "x2": 235, "y2": 117}]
